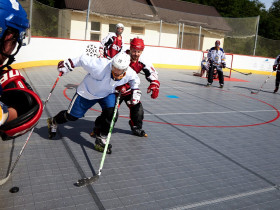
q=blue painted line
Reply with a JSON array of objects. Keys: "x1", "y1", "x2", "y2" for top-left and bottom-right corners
[{"x1": 166, "y1": 95, "x2": 179, "y2": 98}]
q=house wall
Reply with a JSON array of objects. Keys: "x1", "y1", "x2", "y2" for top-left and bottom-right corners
[{"x1": 69, "y1": 12, "x2": 225, "y2": 51}]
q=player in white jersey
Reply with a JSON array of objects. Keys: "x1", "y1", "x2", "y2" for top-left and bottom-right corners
[
  {"x1": 273, "y1": 54, "x2": 280, "y2": 93},
  {"x1": 47, "y1": 52, "x2": 140, "y2": 154},
  {"x1": 99, "y1": 23, "x2": 124, "y2": 59},
  {"x1": 207, "y1": 40, "x2": 226, "y2": 88}
]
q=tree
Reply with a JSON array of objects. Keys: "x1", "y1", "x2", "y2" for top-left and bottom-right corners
[
  {"x1": 182, "y1": 0, "x2": 280, "y2": 40},
  {"x1": 36, "y1": 0, "x2": 55, "y2": 7}
]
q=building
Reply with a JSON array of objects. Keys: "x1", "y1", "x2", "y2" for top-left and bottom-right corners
[{"x1": 22, "y1": 0, "x2": 231, "y2": 51}]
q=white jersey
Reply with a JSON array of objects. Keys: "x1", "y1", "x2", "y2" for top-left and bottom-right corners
[
  {"x1": 71, "y1": 54, "x2": 140, "y2": 100},
  {"x1": 207, "y1": 47, "x2": 226, "y2": 66}
]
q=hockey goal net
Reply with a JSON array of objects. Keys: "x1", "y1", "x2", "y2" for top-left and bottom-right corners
[{"x1": 202, "y1": 51, "x2": 233, "y2": 78}]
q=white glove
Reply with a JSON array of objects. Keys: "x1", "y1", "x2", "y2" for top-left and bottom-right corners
[
  {"x1": 131, "y1": 89, "x2": 141, "y2": 105},
  {"x1": 57, "y1": 59, "x2": 74, "y2": 75}
]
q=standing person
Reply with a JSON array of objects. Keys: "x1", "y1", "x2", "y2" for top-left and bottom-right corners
[
  {"x1": 273, "y1": 54, "x2": 280, "y2": 93},
  {"x1": 91, "y1": 38, "x2": 160, "y2": 137},
  {"x1": 99, "y1": 23, "x2": 124, "y2": 59},
  {"x1": 207, "y1": 40, "x2": 226, "y2": 88},
  {"x1": 47, "y1": 52, "x2": 140, "y2": 154},
  {"x1": 0, "y1": 0, "x2": 43, "y2": 140}
]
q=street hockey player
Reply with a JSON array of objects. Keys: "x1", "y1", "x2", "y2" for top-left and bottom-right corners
[
  {"x1": 99, "y1": 23, "x2": 124, "y2": 59},
  {"x1": 0, "y1": 0, "x2": 43, "y2": 140},
  {"x1": 91, "y1": 38, "x2": 159, "y2": 137},
  {"x1": 206, "y1": 40, "x2": 226, "y2": 88},
  {"x1": 273, "y1": 54, "x2": 280, "y2": 93},
  {"x1": 47, "y1": 52, "x2": 140, "y2": 154}
]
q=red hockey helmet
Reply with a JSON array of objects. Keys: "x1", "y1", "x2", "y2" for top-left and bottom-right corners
[
  {"x1": 0, "y1": 69, "x2": 43, "y2": 140},
  {"x1": 130, "y1": 38, "x2": 145, "y2": 51},
  {"x1": 215, "y1": 40, "x2": 220, "y2": 47}
]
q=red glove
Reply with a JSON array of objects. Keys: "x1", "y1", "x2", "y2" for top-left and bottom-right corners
[
  {"x1": 115, "y1": 83, "x2": 131, "y2": 96},
  {"x1": 147, "y1": 80, "x2": 160, "y2": 99}
]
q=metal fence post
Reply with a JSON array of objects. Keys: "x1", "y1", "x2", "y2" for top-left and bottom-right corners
[
  {"x1": 253, "y1": 15, "x2": 260, "y2": 56},
  {"x1": 85, "y1": 0, "x2": 92, "y2": 40},
  {"x1": 159, "y1": 20, "x2": 162, "y2": 46},
  {"x1": 180, "y1": 23, "x2": 184, "y2": 49}
]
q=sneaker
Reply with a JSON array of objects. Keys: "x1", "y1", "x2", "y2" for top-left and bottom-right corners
[
  {"x1": 274, "y1": 87, "x2": 279, "y2": 93},
  {"x1": 219, "y1": 84, "x2": 224, "y2": 88},
  {"x1": 47, "y1": 118, "x2": 57, "y2": 139},
  {"x1": 94, "y1": 134, "x2": 112, "y2": 154},
  {"x1": 206, "y1": 83, "x2": 212, "y2": 87},
  {"x1": 129, "y1": 120, "x2": 148, "y2": 137}
]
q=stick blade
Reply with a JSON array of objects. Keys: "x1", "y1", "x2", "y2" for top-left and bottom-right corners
[
  {"x1": 0, "y1": 173, "x2": 11, "y2": 186},
  {"x1": 251, "y1": 90, "x2": 258, "y2": 94},
  {"x1": 75, "y1": 175, "x2": 99, "y2": 187}
]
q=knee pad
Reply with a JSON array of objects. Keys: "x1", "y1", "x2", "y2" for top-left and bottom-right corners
[{"x1": 130, "y1": 102, "x2": 144, "y2": 116}]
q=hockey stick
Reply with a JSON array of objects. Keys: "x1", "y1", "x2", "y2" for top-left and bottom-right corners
[
  {"x1": 0, "y1": 72, "x2": 63, "y2": 185},
  {"x1": 251, "y1": 70, "x2": 274, "y2": 94},
  {"x1": 226, "y1": 66, "x2": 252, "y2": 76},
  {"x1": 76, "y1": 92, "x2": 121, "y2": 187}
]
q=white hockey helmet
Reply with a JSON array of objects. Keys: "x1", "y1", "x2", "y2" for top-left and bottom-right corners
[
  {"x1": 112, "y1": 52, "x2": 130, "y2": 71},
  {"x1": 116, "y1": 23, "x2": 124, "y2": 30}
]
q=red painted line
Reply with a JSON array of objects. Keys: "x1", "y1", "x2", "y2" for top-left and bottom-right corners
[{"x1": 63, "y1": 88, "x2": 280, "y2": 128}]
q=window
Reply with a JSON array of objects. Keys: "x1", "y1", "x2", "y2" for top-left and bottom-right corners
[
  {"x1": 109, "y1": 24, "x2": 115, "y2": 32},
  {"x1": 131, "y1": 26, "x2": 144, "y2": 35},
  {"x1": 90, "y1": 21, "x2": 101, "y2": 41},
  {"x1": 90, "y1": 34, "x2": 100, "y2": 41},
  {"x1": 91, "y1": 22, "x2": 100, "y2": 31}
]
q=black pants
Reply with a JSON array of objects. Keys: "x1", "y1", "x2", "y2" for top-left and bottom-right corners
[
  {"x1": 208, "y1": 64, "x2": 224, "y2": 85},
  {"x1": 276, "y1": 71, "x2": 280, "y2": 88},
  {"x1": 119, "y1": 94, "x2": 144, "y2": 129}
]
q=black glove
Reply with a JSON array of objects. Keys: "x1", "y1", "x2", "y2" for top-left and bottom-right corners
[
  {"x1": 273, "y1": 65, "x2": 277, "y2": 71},
  {"x1": 222, "y1": 63, "x2": 226, "y2": 68}
]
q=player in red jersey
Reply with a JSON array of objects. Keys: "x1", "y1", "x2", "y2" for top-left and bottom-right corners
[
  {"x1": 99, "y1": 23, "x2": 124, "y2": 59},
  {"x1": 91, "y1": 38, "x2": 160, "y2": 137}
]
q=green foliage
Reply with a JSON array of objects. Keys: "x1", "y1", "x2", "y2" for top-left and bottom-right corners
[
  {"x1": 35, "y1": 0, "x2": 55, "y2": 7},
  {"x1": 31, "y1": 1, "x2": 58, "y2": 37},
  {"x1": 182, "y1": 0, "x2": 279, "y2": 39},
  {"x1": 183, "y1": 0, "x2": 280, "y2": 57}
]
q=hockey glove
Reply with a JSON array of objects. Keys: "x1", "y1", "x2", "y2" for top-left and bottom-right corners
[
  {"x1": 115, "y1": 83, "x2": 131, "y2": 96},
  {"x1": 131, "y1": 89, "x2": 141, "y2": 105},
  {"x1": 147, "y1": 80, "x2": 160, "y2": 99},
  {"x1": 57, "y1": 59, "x2": 74, "y2": 75},
  {"x1": 221, "y1": 63, "x2": 226, "y2": 68}
]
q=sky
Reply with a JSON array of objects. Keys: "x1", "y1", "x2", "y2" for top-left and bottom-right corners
[{"x1": 259, "y1": 0, "x2": 274, "y2": 9}]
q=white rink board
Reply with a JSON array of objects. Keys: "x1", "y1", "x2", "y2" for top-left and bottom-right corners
[{"x1": 13, "y1": 37, "x2": 275, "y2": 72}]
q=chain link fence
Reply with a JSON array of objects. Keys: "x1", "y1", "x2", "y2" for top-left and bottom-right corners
[{"x1": 21, "y1": 0, "x2": 280, "y2": 58}]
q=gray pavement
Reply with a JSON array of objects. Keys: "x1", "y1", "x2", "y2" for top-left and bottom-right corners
[{"x1": 1, "y1": 66, "x2": 280, "y2": 210}]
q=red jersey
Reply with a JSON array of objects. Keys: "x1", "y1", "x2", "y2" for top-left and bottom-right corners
[{"x1": 100, "y1": 33, "x2": 123, "y2": 59}]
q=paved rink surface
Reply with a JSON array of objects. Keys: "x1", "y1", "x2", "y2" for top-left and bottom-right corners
[{"x1": 1, "y1": 66, "x2": 280, "y2": 210}]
